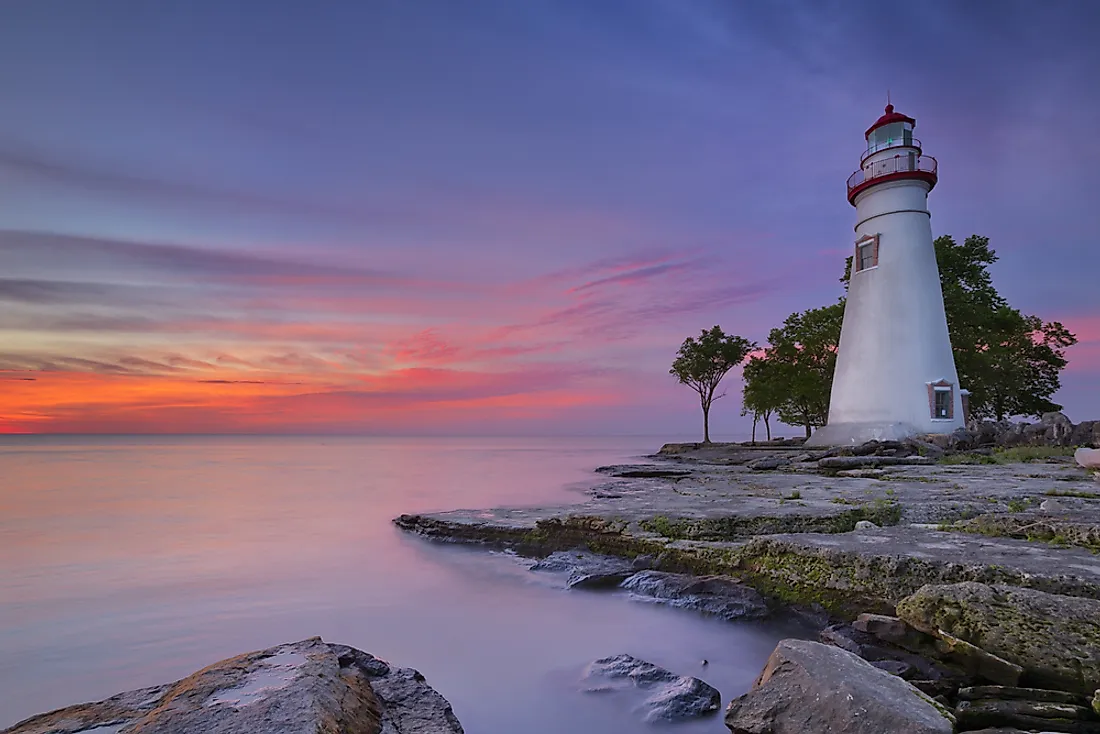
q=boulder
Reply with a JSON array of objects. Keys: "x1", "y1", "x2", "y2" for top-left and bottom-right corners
[
  {"x1": 530, "y1": 550, "x2": 635, "y2": 589},
  {"x1": 620, "y1": 571, "x2": 770, "y2": 620},
  {"x1": 904, "y1": 438, "x2": 947, "y2": 460},
  {"x1": 1078, "y1": 448, "x2": 1100, "y2": 470},
  {"x1": 896, "y1": 582, "x2": 1100, "y2": 694},
  {"x1": 583, "y1": 654, "x2": 720, "y2": 723},
  {"x1": 4, "y1": 637, "x2": 464, "y2": 734},
  {"x1": 724, "y1": 639, "x2": 955, "y2": 734},
  {"x1": 1023, "y1": 412, "x2": 1076, "y2": 446},
  {"x1": 1071, "y1": 421, "x2": 1100, "y2": 448},
  {"x1": 855, "y1": 520, "x2": 880, "y2": 530}
]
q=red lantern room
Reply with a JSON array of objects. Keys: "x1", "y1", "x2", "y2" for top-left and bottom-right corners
[{"x1": 846, "y1": 104, "x2": 937, "y2": 205}]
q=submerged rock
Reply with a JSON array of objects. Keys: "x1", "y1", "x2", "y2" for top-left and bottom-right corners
[
  {"x1": 620, "y1": 571, "x2": 770, "y2": 620},
  {"x1": 583, "y1": 654, "x2": 720, "y2": 723},
  {"x1": 5, "y1": 637, "x2": 464, "y2": 734},
  {"x1": 530, "y1": 550, "x2": 635, "y2": 589},
  {"x1": 725, "y1": 639, "x2": 954, "y2": 734},
  {"x1": 897, "y1": 582, "x2": 1100, "y2": 694}
]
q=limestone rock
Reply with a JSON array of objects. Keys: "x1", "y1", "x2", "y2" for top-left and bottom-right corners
[
  {"x1": 620, "y1": 571, "x2": 770, "y2": 620},
  {"x1": 746, "y1": 456, "x2": 791, "y2": 471},
  {"x1": 854, "y1": 613, "x2": 911, "y2": 643},
  {"x1": 724, "y1": 639, "x2": 954, "y2": 734},
  {"x1": 897, "y1": 582, "x2": 1100, "y2": 694},
  {"x1": 4, "y1": 637, "x2": 464, "y2": 734},
  {"x1": 932, "y1": 630, "x2": 1023, "y2": 686},
  {"x1": 583, "y1": 654, "x2": 720, "y2": 723},
  {"x1": 1071, "y1": 421, "x2": 1100, "y2": 448},
  {"x1": 904, "y1": 438, "x2": 947, "y2": 460},
  {"x1": 836, "y1": 468, "x2": 888, "y2": 478},
  {"x1": 955, "y1": 698, "x2": 1100, "y2": 732},
  {"x1": 819, "y1": 455, "x2": 934, "y2": 469},
  {"x1": 855, "y1": 520, "x2": 880, "y2": 530},
  {"x1": 531, "y1": 550, "x2": 635, "y2": 589},
  {"x1": 1078, "y1": 447, "x2": 1100, "y2": 470},
  {"x1": 957, "y1": 686, "x2": 1091, "y2": 705}
]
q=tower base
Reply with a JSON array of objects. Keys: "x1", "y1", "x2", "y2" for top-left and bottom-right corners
[{"x1": 804, "y1": 421, "x2": 928, "y2": 447}]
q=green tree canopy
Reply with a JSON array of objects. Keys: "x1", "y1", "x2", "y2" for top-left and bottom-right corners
[
  {"x1": 670, "y1": 326, "x2": 756, "y2": 443},
  {"x1": 753, "y1": 303, "x2": 844, "y2": 438},
  {"x1": 741, "y1": 355, "x2": 786, "y2": 442}
]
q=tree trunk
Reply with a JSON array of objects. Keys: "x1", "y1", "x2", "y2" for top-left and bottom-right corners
[
  {"x1": 804, "y1": 423, "x2": 812, "y2": 439},
  {"x1": 764, "y1": 414, "x2": 772, "y2": 441},
  {"x1": 702, "y1": 403, "x2": 711, "y2": 443},
  {"x1": 751, "y1": 415, "x2": 758, "y2": 445}
]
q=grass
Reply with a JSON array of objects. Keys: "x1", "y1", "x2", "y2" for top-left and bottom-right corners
[
  {"x1": 1006, "y1": 498, "x2": 1033, "y2": 512},
  {"x1": 994, "y1": 445, "x2": 1078, "y2": 463},
  {"x1": 787, "y1": 490, "x2": 802, "y2": 500},
  {"x1": 1045, "y1": 488, "x2": 1100, "y2": 499}
]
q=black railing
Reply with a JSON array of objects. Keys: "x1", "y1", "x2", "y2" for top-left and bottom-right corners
[
  {"x1": 847, "y1": 154, "x2": 937, "y2": 197},
  {"x1": 860, "y1": 136, "x2": 921, "y2": 162}
]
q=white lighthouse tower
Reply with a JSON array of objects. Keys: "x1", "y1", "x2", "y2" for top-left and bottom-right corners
[{"x1": 807, "y1": 104, "x2": 966, "y2": 446}]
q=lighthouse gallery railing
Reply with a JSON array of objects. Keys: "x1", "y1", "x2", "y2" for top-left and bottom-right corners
[{"x1": 847, "y1": 154, "x2": 937, "y2": 196}]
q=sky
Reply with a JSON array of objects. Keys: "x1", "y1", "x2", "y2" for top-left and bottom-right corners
[{"x1": 0, "y1": 0, "x2": 1098, "y2": 436}]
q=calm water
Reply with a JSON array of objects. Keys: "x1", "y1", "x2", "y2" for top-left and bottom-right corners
[{"x1": 0, "y1": 436, "x2": 799, "y2": 732}]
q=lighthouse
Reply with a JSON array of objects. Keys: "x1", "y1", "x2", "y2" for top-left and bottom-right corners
[{"x1": 806, "y1": 104, "x2": 966, "y2": 446}]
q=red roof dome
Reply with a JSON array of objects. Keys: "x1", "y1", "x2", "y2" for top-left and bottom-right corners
[{"x1": 865, "y1": 104, "x2": 916, "y2": 138}]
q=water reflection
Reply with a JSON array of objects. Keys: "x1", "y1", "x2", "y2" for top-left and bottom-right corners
[{"x1": 0, "y1": 436, "x2": 798, "y2": 733}]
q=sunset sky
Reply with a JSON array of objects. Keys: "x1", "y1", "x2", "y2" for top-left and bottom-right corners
[{"x1": 1, "y1": 0, "x2": 1097, "y2": 435}]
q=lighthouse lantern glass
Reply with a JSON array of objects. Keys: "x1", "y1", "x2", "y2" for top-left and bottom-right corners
[{"x1": 868, "y1": 122, "x2": 914, "y2": 153}]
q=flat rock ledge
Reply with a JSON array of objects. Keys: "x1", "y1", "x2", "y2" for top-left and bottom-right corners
[{"x1": 3, "y1": 637, "x2": 464, "y2": 734}]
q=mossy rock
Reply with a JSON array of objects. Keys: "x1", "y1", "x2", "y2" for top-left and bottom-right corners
[{"x1": 896, "y1": 582, "x2": 1100, "y2": 694}]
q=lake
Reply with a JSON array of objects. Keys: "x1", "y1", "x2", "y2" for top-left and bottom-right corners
[{"x1": 0, "y1": 435, "x2": 801, "y2": 732}]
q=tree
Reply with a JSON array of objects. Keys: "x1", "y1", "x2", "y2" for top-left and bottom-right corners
[
  {"x1": 841, "y1": 234, "x2": 1077, "y2": 420},
  {"x1": 741, "y1": 355, "x2": 786, "y2": 442},
  {"x1": 759, "y1": 303, "x2": 844, "y2": 438},
  {"x1": 670, "y1": 326, "x2": 756, "y2": 443}
]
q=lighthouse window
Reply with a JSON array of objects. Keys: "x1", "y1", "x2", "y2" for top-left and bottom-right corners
[
  {"x1": 871, "y1": 122, "x2": 904, "y2": 147},
  {"x1": 854, "y1": 235, "x2": 879, "y2": 272},
  {"x1": 927, "y1": 381, "x2": 955, "y2": 420}
]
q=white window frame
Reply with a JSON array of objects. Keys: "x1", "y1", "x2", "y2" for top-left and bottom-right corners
[
  {"x1": 854, "y1": 234, "x2": 879, "y2": 273},
  {"x1": 927, "y1": 379, "x2": 955, "y2": 421}
]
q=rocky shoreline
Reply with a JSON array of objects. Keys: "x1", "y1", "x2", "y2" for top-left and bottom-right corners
[
  {"x1": 9, "y1": 417, "x2": 1099, "y2": 732},
  {"x1": 395, "y1": 416, "x2": 1100, "y2": 732}
]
